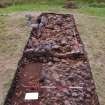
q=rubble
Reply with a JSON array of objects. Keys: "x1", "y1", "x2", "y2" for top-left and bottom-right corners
[{"x1": 4, "y1": 13, "x2": 100, "y2": 105}]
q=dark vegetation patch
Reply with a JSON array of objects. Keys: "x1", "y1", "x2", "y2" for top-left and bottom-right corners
[
  {"x1": 0, "y1": 0, "x2": 105, "y2": 9},
  {"x1": 0, "y1": 2, "x2": 11, "y2": 8},
  {"x1": 64, "y1": 1, "x2": 78, "y2": 9}
]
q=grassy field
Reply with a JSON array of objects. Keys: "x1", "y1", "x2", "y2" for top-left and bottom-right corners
[
  {"x1": 0, "y1": 2, "x2": 105, "y2": 105},
  {"x1": 0, "y1": 2, "x2": 105, "y2": 17},
  {"x1": 0, "y1": 3, "x2": 67, "y2": 13},
  {"x1": 77, "y1": 7, "x2": 105, "y2": 17}
]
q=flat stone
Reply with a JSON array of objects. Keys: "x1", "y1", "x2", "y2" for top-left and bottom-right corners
[
  {"x1": 53, "y1": 57, "x2": 61, "y2": 62},
  {"x1": 47, "y1": 62, "x2": 53, "y2": 66},
  {"x1": 52, "y1": 72, "x2": 59, "y2": 81},
  {"x1": 72, "y1": 92, "x2": 78, "y2": 97},
  {"x1": 64, "y1": 100, "x2": 71, "y2": 105},
  {"x1": 63, "y1": 88, "x2": 70, "y2": 96},
  {"x1": 87, "y1": 87, "x2": 92, "y2": 92},
  {"x1": 52, "y1": 45, "x2": 60, "y2": 49},
  {"x1": 61, "y1": 39, "x2": 67, "y2": 46}
]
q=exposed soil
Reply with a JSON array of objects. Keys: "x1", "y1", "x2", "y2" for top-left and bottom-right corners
[{"x1": 4, "y1": 13, "x2": 100, "y2": 105}]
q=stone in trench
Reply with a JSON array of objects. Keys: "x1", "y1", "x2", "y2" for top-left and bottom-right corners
[
  {"x1": 52, "y1": 72, "x2": 59, "y2": 81},
  {"x1": 52, "y1": 45, "x2": 61, "y2": 50},
  {"x1": 72, "y1": 92, "x2": 78, "y2": 97},
  {"x1": 53, "y1": 57, "x2": 61, "y2": 62},
  {"x1": 30, "y1": 23, "x2": 39, "y2": 28},
  {"x1": 61, "y1": 39, "x2": 67, "y2": 46},
  {"x1": 63, "y1": 88, "x2": 70, "y2": 96},
  {"x1": 64, "y1": 100, "x2": 71, "y2": 105},
  {"x1": 61, "y1": 59, "x2": 69, "y2": 64},
  {"x1": 47, "y1": 62, "x2": 53, "y2": 66},
  {"x1": 41, "y1": 16, "x2": 48, "y2": 25}
]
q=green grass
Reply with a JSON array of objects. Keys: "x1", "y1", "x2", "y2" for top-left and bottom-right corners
[
  {"x1": 0, "y1": 0, "x2": 65, "y2": 4},
  {"x1": 0, "y1": 2, "x2": 105, "y2": 17},
  {"x1": 0, "y1": 3, "x2": 67, "y2": 13},
  {"x1": 77, "y1": 7, "x2": 105, "y2": 17}
]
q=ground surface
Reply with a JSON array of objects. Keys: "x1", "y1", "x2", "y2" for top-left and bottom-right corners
[{"x1": 0, "y1": 11, "x2": 105, "y2": 105}]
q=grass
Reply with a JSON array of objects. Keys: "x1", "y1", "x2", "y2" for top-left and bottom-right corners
[
  {"x1": 75, "y1": 13, "x2": 105, "y2": 105},
  {"x1": 0, "y1": 16, "x2": 29, "y2": 57},
  {"x1": 77, "y1": 7, "x2": 105, "y2": 17},
  {"x1": 0, "y1": 3, "x2": 67, "y2": 14},
  {"x1": 0, "y1": 2, "x2": 105, "y2": 17},
  {"x1": 0, "y1": 0, "x2": 65, "y2": 4},
  {"x1": 0, "y1": 12, "x2": 30, "y2": 105}
]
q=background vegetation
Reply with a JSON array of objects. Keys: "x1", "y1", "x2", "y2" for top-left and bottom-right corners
[
  {"x1": 0, "y1": 0, "x2": 105, "y2": 17},
  {"x1": 0, "y1": 0, "x2": 105, "y2": 5}
]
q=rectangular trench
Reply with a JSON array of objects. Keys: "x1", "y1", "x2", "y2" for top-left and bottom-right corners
[{"x1": 4, "y1": 13, "x2": 100, "y2": 105}]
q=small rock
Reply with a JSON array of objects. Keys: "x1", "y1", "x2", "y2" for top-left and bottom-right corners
[
  {"x1": 56, "y1": 93, "x2": 62, "y2": 97},
  {"x1": 91, "y1": 85, "x2": 95, "y2": 90},
  {"x1": 53, "y1": 57, "x2": 61, "y2": 62},
  {"x1": 39, "y1": 22, "x2": 44, "y2": 28},
  {"x1": 31, "y1": 37, "x2": 39, "y2": 45},
  {"x1": 64, "y1": 100, "x2": 70, "y2": 105},
  {"x1": 52, "y1": 45, "x2": 60, "y2": 49},
  {"x1": 41, "y1": 16, "x2": 47, "y2": 25},
  {"x1": 72, "y1": 92, "x2": 78, "y2": 97},
  {"x1": 52, "y1": 72, "x2": 59, "y2": 81},
  {"x1": 61, "y1": 40, "x2": 66, "y2": 45},
  {"x1": 47, "y1": 62, "x2": 53, "y2": 66},
  {"x1": 61, "y1": 59, "x2": 69, "y2": 64},
  {"x1": 86, "y1": 94, "x2": 91, "y2": 98},
  {"x1": 30, "y1": 23, "x2": 39, "y2": 28},
  {"x1": 61, "y1": 80, "x2": 66, "y2": 86},
  {"x1": 61, "y1": 39, "x2": 67, "y2": 46},
  {"x1": 56, "y1": 18, "x2": 62, "y2": 26},
  {"x1": 87, "y1": 87, "x2": 91, "y2": 92},
  {"x1": 79, "y1": 96, "x2": 84, "y2": 102},
  {"x1": 63, "y1": 88, "x2": 70, "y2": 96}
]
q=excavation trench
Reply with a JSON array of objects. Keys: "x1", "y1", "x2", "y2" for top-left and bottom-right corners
[{"x1": 4, "y1": 13, "x2": 100, "y2": 105}]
